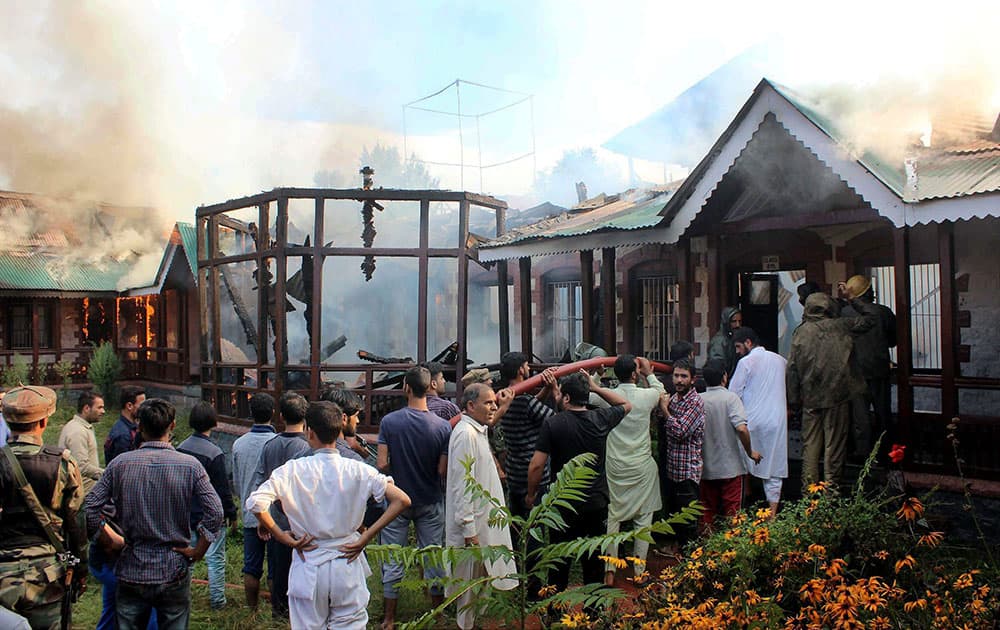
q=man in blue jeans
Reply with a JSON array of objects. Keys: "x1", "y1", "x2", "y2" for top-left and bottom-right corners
[
  {"x1": 177, "y1": 402, "x2": 236, "y2": 610},
  {"x1": 377, "y1": 366, "x2": 452, "y2": 630}
]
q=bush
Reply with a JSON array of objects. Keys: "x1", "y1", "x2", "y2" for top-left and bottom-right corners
[
  {"x1": 87, "y1": 342, "x2": 122, "y2": 401},
  {"x1": 53, "y1": 359, "x2": 75, "y2": 399},
  {"x1": 2, "y1": 354, "x2": 31, "y2": 388}
]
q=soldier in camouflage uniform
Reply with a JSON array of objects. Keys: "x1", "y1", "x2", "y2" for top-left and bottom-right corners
[{"x1": 0, "y1": 386, "x2": 88, "y2": 629}]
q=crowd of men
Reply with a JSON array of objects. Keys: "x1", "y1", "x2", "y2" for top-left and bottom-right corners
[{"x1": 0, "y1": 275, "x2": 896, "y2": 629}]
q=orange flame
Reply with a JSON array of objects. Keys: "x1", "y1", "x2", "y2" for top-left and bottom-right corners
[
  {"x1": 82, "y1": 297, "x2": 90, "y2": 342},
  {"x1": 144, "y1": 296, "x2": 156, "y2": 348}
]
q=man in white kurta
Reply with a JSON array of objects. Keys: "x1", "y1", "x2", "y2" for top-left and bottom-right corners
[
  {"x1": 247, "y1": 401, "x2": 411, "y2": 630},
  {"x1": 730, "y1": 328, "x2": 788, "y2": 517},
  {"x1": 446, "y1": 383, "x2": 517, "y2": 630},
  {"x1": 605, "y1": 355, "x2": 664, "y2": 583}
]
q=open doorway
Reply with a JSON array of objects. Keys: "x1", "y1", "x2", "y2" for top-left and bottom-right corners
[{"x1": 736, "y1": 269, "x2": 806, "y2": 358}]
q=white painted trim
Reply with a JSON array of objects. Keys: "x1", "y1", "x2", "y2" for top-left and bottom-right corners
[{"x1": 478, "y1": 227, "x2": 671, "y2": 262}]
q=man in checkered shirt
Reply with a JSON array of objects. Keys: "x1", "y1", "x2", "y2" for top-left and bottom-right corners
[{"x1": 658, "y1": 358, "x2": 705, "y2": 545}]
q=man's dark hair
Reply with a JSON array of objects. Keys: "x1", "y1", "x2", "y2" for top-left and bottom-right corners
[
  {"x1": 189, "y1": 401, "x2": 219, "y2": 433},
  {"x1": 320, "y1": 387, "x2": 362, "y2": 417},
  {"x1": 77, "y1": 390, "x2": 101, "y2": 413},
  {"x1": 279, "y1": 392, "x2": 309, "y2": 425},
  {"x1": 702, "y1": 360, "x2": 726, "y2": 387},
  {"x1": 798, "y1": 281, "x2": 822, "y2": 305},
  {"x1": 733, "y1": 327, "x2": 761, "y2": 347},
  {"x1": 672, "y1": 358, "x2": 694, "y2": 377},
  {"x1": 420, "y1": 361, "x2": 446, "y2": 380},
  {"x1": 558, "y1": 372, "x2": 591, "y2": 406},
  {"x1": 136, "y1": 398, "x2": 175, "y2": 439},
  {"x1": 306, "y1": 401, "x2": 344, "y2": 444},
  {"x1": 613, "y1": 354, "x2": 638, "y2": 383},
  {"x1": 120, "y1": 385, "x2": 145, "y2": 408},
  {"x1": 499, "y1": 351, "x2": 529, "y2": 381},
  {"x1": 669, "y1": 341, "x2": 695, "y2": 362},
  {"x1": 459, "y1": 382, "x2": 490, "y2": 411},
  {"x1": 249, "y1": 392, "x2": 275, "y2": 424},
  {"x1": 403, "y1": 366, "x2": 431, "y2": 398}
]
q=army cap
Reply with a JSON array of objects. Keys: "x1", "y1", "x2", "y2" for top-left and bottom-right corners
[
  {"x1": 461, "y1": 368, "x2": 493, "y2": 388},
  {"x1": 844, "y1": 275, "x2": 872, "y2": 300},
  {"x1": 2, "y1": 385, "x2": 57, "y2": 424}
]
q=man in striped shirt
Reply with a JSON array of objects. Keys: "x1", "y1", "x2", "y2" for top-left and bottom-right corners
[{"x1": 85, "y1": 398, "x2": 223, "y2": 630}]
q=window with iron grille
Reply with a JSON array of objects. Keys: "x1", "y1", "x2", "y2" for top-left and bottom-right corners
[
  {"x1": 871, "y1": 264, "x2": 941, "y2": 370},
  {"x1": 639, "y1": 275, "x2": 679, "y2": 360},
  {"x1": 547, "y1": 280, "x2": 583, "y2": 360},
  {"x1": 5, "y1": 303, "x2": 53, "y2": 350}
]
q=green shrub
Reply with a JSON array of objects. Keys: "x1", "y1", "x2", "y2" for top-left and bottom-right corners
[
  {"x1": 53, "y1": 359, "x2": 75, "y2": 398},
  {"x1": 2, "y1": 354, "x2": 31, "y2": 388},
  {"x1": 87, "y1": 342, "x2": 122, "y2": 401}
]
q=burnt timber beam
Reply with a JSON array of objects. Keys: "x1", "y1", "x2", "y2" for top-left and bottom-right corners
[
  {"x1": 496, "y1": 206, "x2": 510, "y2": 356},
  {"x1": 580, "y1": 250, "x2": 594, "y2": 343},
  {"x1": 456, "y1": 200, "x2": 471, "y2": 393},
  {"x1": 601, "y1": 247, "x2": 616, "y2": 353},
  {"x1": 418, "y1": 198, "x2": 429, "y2": 363},
  {"x1": 519, "y1": 257, "x2": 533, "y2": 359},
  {"x1": 197, "y1": 188, "x2": 508, "y2": 216},
  {"x1": 893, "y1": 227, "x2": 914, "y2": 437}
]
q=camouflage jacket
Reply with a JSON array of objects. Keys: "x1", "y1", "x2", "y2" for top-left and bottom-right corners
[{"x1": 787, "y1": 294, "x2": 878, "y2": 410}]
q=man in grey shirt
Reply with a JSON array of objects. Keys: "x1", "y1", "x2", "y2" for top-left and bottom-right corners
[
  {"x1": 231, "y1": 393, "x2": 277, "y2": 610},
  {"x1": 699, "y1": 360, "x2": 761, "y2": 532}
]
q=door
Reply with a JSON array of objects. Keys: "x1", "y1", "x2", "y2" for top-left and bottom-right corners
[{"x1": 738, "y1": 273, "x2": 779, "y2": 352}]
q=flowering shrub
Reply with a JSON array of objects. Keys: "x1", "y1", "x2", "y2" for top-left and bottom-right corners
[{"x1": 585, "y1": 483, "x2": 999, "y2": 629}]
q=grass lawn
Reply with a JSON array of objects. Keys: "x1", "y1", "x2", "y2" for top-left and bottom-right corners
[{"x1": 41, "y1": 403, "x2": 437, "y2": 629}]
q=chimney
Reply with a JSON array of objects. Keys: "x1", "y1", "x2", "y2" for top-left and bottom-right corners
[{"x1": 575, "y1": 181, "x2": 588, "y2": 203}]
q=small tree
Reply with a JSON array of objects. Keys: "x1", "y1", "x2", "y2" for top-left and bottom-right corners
[
  {"x1": 2, "y1": 354, "x2": 31, "y2": 388},
  {"x1": 53, "y1": 359, "x2": 75, "y2": 400},
  {"x1": 88, "y1": 342, "x2": 122, "y2": 402}
]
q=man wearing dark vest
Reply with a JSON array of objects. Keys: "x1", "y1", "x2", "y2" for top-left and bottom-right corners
[{"x1": 0, "y1": 385, "x2": 88, "y2": 629}]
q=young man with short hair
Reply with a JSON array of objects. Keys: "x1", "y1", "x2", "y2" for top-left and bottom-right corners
[
  {"x1": 422, "y1": 361, "x2": 461, "y2": 422},
  {"x1": 104, "y1": 385, "x2": 146, "y2": 464},
  {"x1": 231, "y1": 392, "x2": 277, "y2": 610},
  {"x1": 699, "y1": 360, "x2": 761, "y2": 530},
  {"x1": 248, "y1": 401, "x2": 411, "y2": 629},
  {"x1": 177, "y1": 402, "x2": 236, "y2": 610},
  {"x1": 658, "y1": 359, "x2": 705, "y2": 546},
  {"x1": 85, "y1": 399, "x2": 223, "y2": 630},
  {"x1": 250, "y1": 392, "x2": 311, "y2": 619},
  {"x1": 377, "y1": 366, "x2": 452, "y2": 630},
  {"x1": 526, "y1": 371, "x2": 632, "y2": 591},
  {"x1": 58, "y1": 389, "x2": 106, "y2": 494}
]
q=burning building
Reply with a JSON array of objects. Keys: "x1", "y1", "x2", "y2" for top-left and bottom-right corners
[
  {"x1": 0, "y1": 191, "x2": 199, "y2": 394},
  {"x1": 196, "y1": 186, "x2": 508, "y2": 430}
]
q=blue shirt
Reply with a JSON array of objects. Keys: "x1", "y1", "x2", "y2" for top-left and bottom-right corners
[
  {"x1": 232, "y1": 424, "x2": 277, "y2": 527},
  {"x1": 0, "y1": 415, "x2": 10, "y2": 444},
  {"x1": 104, "y1": 415, "x2": 138, "y2": 464},
  {"x1": 251, "y1": 432, "x2": 311, "y2": 530},
  {"x1": 377, "y1": 407, "x2": 451, "y2": 507}
]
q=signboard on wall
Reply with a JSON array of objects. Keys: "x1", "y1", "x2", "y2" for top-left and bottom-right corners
[{"x1": 762, "y1": 255, "x2": 780, "y2": 271}]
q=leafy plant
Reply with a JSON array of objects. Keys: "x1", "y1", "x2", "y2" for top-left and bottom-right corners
[
  {"x1": 87, "y1": 341, "x2": 122, "y2": 401},
  {"x1": 53, "y1": 359, "x2": 75, "y2": 399},
  {"x1": 366, "y1": 453, "x2": 701, "y2": 630},
  {"x1": 2, "y1": 353, "x2": 31, "y2": 388}
]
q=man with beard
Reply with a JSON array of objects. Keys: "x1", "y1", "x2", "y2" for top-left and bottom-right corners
[
  {"x1": 707, "y1": 307, "x2": 742, "y2": 378},
  {"x1": 658, "y1": 359, "x2": 705, "y2": 547},
  {"x1": 526, "y1": 371, "x2": 631, "y2": 591}
]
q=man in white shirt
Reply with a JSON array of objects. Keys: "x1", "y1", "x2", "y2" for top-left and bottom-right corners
[
  {"x1": 247, "y1": 401, "x2": 411, "y2": 630},
  {"x1": 604, "y1": 354, "x2": 663, "y2": 585},
  {"x1": 446, "y1": 383, "x2": 518, "y2": 630},
  {"x1": 730, "y1": 327, "x2": 788, "y2": 518},
  {"x1": 57, "y1": 390, "x2": 106, "y2": 493}
]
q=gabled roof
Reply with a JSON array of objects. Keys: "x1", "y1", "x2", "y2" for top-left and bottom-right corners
[
  {"x1": 176, "y1": 222, "x2": 198, "y2": 277},
  {"x1": 658, "y1": 80, "x2": 1000, "y2": 238},
  {"x1": 0, "y1": 254, "x2": 132, "y2": 294},
  {"x1": 478, "y1": 189, "x2": 675, "y2": 261}
]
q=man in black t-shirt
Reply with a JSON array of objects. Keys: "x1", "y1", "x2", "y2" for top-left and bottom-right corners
[{"x1": 526, "y1": 371, "x2": 632, "y2": 591}]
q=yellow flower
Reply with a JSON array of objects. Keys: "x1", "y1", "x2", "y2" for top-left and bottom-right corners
[
  {"x1": 625, "y1": 556, "x2": 647, "y2": 567},
  {"x1": 953, "y1": 571, "x2": 977, "y2": 590},
  {"x1": 874, "y1": 550, "x2": 889, "y2": 560},
  {"x1": 903, "y1": 598, "x2": 927, "y2": 612},
  {"x1": 730, "y1": 512, "x2": 747, "y2": 526},
  {"x1": 870, "y1": 616, "x2": 891, "y2": 630},
  {"x1": 599, "y1": 555, "x2": 628, "y2": 570},
  {"x1": 538, "y1": 584, "x2": 558, "y2": 597},
  {"x1": 807, "y1": 543, "x2": 827, "y2": 558},
  {"x1": 752, "y1": 527, "x2": 770, "y2": 545},
  {"x1": 690, "y1": 547, "x2": 703, "y2": 559},
  {"x1": 894, "y1": 555, "x2": 917, "y2": 574},
  {"x1": 721, "y1": 550, "x2": 737, "y2": 562},
  {"x1": 744, "y1": 589, "x2": 762, "y2": 605},
  {"x1": 896, "y1": 497, "x2": 925, "y2": 521},
  {"x1": 560, "y1": 612, "x2": 590, "y2": 628},
  {"x1": 825, "y1": 558, "x2": 847, "y2": 577},
  {"x1": 917, "y1": 530, "x2": 944, "y2": 547},
  {"x1": 807, "y1": 481, "x2": 831, "y2": 494}
]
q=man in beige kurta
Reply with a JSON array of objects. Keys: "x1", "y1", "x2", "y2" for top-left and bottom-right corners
[
  {"x1": 445, "y1": 383, "x2": 517, "y2": 630},
  {"x1": 58, "y1": 390, "x2": 106, "y2": 493},
  {"x1": 605, "y1": 355, "x2": 664, "y2": 583}
]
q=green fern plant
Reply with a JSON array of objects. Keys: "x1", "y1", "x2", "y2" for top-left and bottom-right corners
[
  {"x1": 366, "y1": 453, "x2": 701, "y2": 629},
  {"x1": 87, "y1": 341, "x2": 122, "y2": 401}
]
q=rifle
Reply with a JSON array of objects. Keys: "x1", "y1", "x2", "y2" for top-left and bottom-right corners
[{"x1": 59, "y1": 555, "x2": 81, "y2": 630}]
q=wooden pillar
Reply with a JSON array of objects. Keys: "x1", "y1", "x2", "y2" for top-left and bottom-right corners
[
  {"x1": 707, "y1": 235, "x2": 721, "y2": 339},
  {"x1": 456, "y1": 200, "x2": 470, "y2": 392},
  {"x1": 938, "y1": 222, "x2": 957, "y2": 418},
  {"x1": 309, "y1": 197, "x2": 325, "y2": 394},
  {"x1": 519, "y1": 257, "x2": 533, "y2": 359},
  {"x1": 496, "y1": 207, "x2": 510, "y2": 357},
  {"x1": 678, "y1": 239, "x2": 692, "y2": 342},
  {"x1": 274, "y1": 197, "x2": 288, "y2": 393},
  {"x1": 580, "y1": 250, "x2": 595, "y2": 343},
  {"x1": 417, "y1": 198, "x2": 429, "y2": 363},
  {"x1": 601, "y1": 247, "x2": 616, "y2": 353},
  {"x1": 893, "y1": 227, "x2": 914, "y2": 437}
]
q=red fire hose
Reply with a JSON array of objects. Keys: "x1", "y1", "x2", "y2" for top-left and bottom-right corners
[{"x1": 449, "y1": 356, "x2": 673, "y2": 426}]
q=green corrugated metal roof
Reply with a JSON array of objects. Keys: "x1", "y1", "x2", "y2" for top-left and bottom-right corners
[
  {"x1": 176, "y1": 222, "x2": 198, "y2": 276},
  {"x1": 0, "y1": 253, "x2": 131, "y2": 292},
  {"x1": 481, "y1": 192, "x2": 670, "y2": 248}
]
